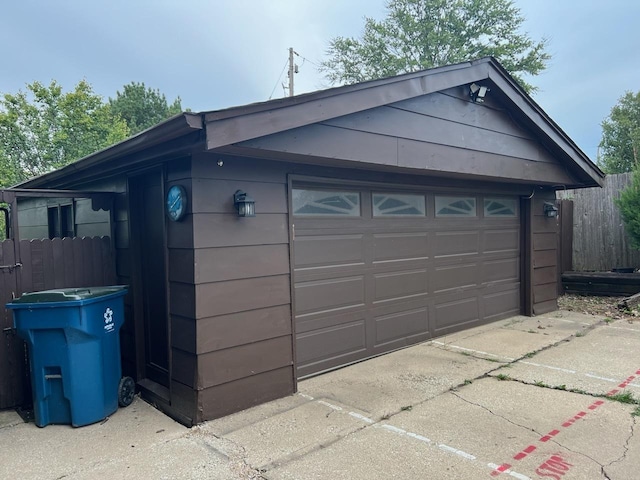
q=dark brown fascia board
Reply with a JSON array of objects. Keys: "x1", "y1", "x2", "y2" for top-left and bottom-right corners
[
  {"x1": 205, "y1": 60, "x2": 493, "y2": 149},
  {"x1": 18, "y1": 113, "x2": 203, "y2": 189}
]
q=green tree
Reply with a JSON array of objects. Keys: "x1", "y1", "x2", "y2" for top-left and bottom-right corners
[
  {"x1": 616, "y1": 168, "x2": 640, "y2": 249},
  {"x1": 321, "y1": 0, "x2": 550, "y2": 92},
  {"x1": 599, "y1": 91, "x2": 640, "y2": 174},
  {"x1": 109, "y1": 82, "x2": 183, "y2": 135},
  {"x1": 0, "y1": 80, "x2": 129, "y2": 186}
]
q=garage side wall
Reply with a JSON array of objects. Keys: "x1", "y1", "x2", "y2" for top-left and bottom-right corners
[
  {"x1": 190, "y1": 153, "x2": 294, "y2": 422},
  {"x1": 532, "y1": 190, "x2": 560, "y2": 314}
]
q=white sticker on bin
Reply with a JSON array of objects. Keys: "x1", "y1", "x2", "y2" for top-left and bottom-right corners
[{"x1": 103, "y1": 307, "x2": 114, "y2": 332}]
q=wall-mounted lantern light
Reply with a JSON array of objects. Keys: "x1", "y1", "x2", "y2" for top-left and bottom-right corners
[
  {"x1": 543, "y1": 202, "x2": 559, "y2": 218},
  {"x1": 234, "y1": 190, "x2": 255, "y2": 217},
  {"x1": 469, "y1": 82, "x2": 489, "y2": 103}
]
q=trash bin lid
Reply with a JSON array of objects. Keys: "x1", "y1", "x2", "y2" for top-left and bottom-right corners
[{"x1": 10, "y1": 286, "x2": 127, "y2": 304}]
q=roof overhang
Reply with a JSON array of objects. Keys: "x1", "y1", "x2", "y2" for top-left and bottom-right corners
[
  {"x1": 204, "y1": 57, "x2": 604, "y2": 188},
  {"x1": 18, "y1": 113, "x2": 204, "y2": 188},
  {"x1": 16, "y1": 57, "x2": 604, "y2": 190}
]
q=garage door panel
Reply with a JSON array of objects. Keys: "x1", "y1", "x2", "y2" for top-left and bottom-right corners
[
  {"x1": 483, "y1": 257, "x2": 519, "y2": 283},
  {"x1": 295, "y1": 306, "x2": 366, "y2": 334},
  {"x1": 373, "y1": 269, "x2": 428, "y2": 302},
  {"x1": 485, "y1": 229, "x2": 519, "y2": 253},
  {"x1": 434, "y1": 231, "x2": 480, "y2": 258},
  {"x1": 433, "y1": 296, "x2": 480, "y2": 331},
  {"x1": 432, "y1": 263, "x2": 478, "y2": 293},
  {"x1": 483, "y1": 288, "x2": 520, "y2": 320},
  {"x1": 295, "y1": 276, "x2": 365, "y2": 315},
  {"x1": 372, "y1": 232, "x2": 429, "y2": 262},
  {"x1": 374, "y1": 308, "x2": 429, "y2": 346},
  {"x1": 296, "y1": 320, "x2": 366, "y2": 365},
  {"x1": 294, "y1": 234, "x2": 365, "y2": 268}
]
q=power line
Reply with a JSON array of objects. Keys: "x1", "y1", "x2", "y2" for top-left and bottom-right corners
[{"x1": 269, "y1": 57, "x2": 289, "y2": 100}]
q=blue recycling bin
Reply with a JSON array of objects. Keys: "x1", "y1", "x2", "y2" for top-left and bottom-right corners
[{"x1": 7, "y1": 286, "x2": 134, "y2": 427}]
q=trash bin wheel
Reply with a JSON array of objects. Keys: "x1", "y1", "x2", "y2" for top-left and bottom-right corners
[{"x1": 118, "y1": 376, "x2": 135, "y2": 407}]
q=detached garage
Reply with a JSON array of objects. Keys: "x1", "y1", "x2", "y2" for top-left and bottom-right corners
[{"x1": 10, "y1": 57, "x2": 603, "y2": 425}]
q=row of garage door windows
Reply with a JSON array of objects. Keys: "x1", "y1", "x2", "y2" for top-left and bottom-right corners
[{"x1": 292, "y1": 188, "x2": 518, "y2": 218}]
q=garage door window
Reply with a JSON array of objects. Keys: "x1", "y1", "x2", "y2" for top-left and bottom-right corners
[
  {"x1": 435, "y1": 196, "x2": 476, "y2": 217},
  {"x1": 373, "y1": 193, "x2": 425, "y2": 217},
  {"x1": 292, "y1": 188, "x2": 360, "y2": 216},
  {"x1": 484, "y1": 198, "x2": 517, "y2": 217}
]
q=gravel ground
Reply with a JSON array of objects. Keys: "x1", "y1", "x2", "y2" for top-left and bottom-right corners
[{"x1": 558, "y1": 293, "x2": 640, "y2": 321}]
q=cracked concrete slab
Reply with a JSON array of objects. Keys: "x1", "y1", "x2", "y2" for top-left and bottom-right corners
[
  {"x1": 299, "y1": 345, "x2": 498, "y2": 419},
  {"x1": 389, "y1": 377, "x2": 632, "y2": 479},
  {"x1": 0, "y1": 397, "x2": 188, "y2": 480},
  {"x1": 604, "y1": 416, "x2": 639, "y2": 478},
  {"x1": 2, "y1": 311, "x2": 638, "y2": 480},
  {"x1": 265, "y1": 421, "x2": 496, "y2": 480},
  {"x1": 491, "y1": 325, "x2": 640, "y2": 395},
  {"x1": 204, "y1": 399, "x2": 366, "y2": 469}
]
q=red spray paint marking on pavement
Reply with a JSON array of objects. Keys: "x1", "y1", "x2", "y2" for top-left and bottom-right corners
[
  {"x1": 514, "y1": 445, "x2": 537, "y2": 460},
  {"x1": 489, "y1": 368, "x2": 639, "y2": 477},
  {"x1": 490, "y1": 463, "x2": 512, "y2": 476}
]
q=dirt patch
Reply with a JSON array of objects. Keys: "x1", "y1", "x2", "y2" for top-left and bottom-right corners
[{"x1": 558, "y1": 294, "x2": 640, "y2": 321}]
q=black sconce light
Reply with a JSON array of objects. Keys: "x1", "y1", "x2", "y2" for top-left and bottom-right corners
[
  {"x1": 543, "y1": 202, "x2": 559, "y2": 218},
  {"x1": 469, "y1": 82, "x2": 489, "y2": 103},
  {"x1": 233, "y1": 190, "x2": 255, "y2": 217}
]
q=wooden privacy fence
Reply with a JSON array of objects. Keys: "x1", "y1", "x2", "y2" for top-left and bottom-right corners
[
  {"x1": 0, "y1": 236, "x2": 116, "y2": 410},
  {"x1": 558, "y1": 173, "x2": 640, "y2": 272}
]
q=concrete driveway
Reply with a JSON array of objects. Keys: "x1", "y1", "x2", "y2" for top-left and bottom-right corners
[{"x1": 1, "y1": 309, "x2": 639, "y2": 479}]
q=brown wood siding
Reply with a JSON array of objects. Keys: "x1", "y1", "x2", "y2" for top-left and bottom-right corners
[
  {"x1": 236, "y1": 90, "x2": 579, "y2": 187},
  {"x1": 531, "y1": 192, "x2": 560, "y2": 315},
  {"x1": 190, "y1": 154, "x2": 295, "y2": 422},
  {"x1": 165, "y1": 159, "x2": 199, "y2": 421},
  {"x1": 197, "y1": 366, "x2": 295, "y2": 422}
]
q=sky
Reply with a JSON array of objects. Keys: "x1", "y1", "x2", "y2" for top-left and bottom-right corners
[{"x1": 1, "y1": 0, "x2": 639, "y2": 162}]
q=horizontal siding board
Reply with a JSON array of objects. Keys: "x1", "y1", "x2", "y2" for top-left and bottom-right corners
[
  {"x1": 533, "y1": 249, "x2": 557, "y2": 268},
  {"x1": 172, "y1": 348, "x2": 197, "y2": 388},
  {"x1": 166, "y1": 215, "x2": 195, "y2": 249},
  {"x1": 239, "y1": 124, "x2": 400, "y2": 166},
  {"x1": 171, "y1": 315, "x2": 196, "y2": 354},
  {"x1": 533, "y1": 298, "x2": 558, "y2": 315},
  {"x1": 322, "y1": 104, "x2": 545, "y2": 162},
  {"x1": 170, "y1": 380, "x2": 197, "y2": 426},
  {"x1": 170, "y1": 282, "x2": 196, "y2": 318},
  {"x1": 192, "y1": 178, "x2": 287, "y2": 214},
  {"x1": 390, "y1": 91, "x2": 535, "y2": 140},
  {"x1": 195, "y1": 275, "x2": 291, "y2": 318},
  {"x1": 398, "y1": 139, "x2": 575, "y2": 185},
  {"x1": 534, "y1": 283, "x2": 557, "y2": 303},
  {"x1": 197, "y1": 366, "x2": 294, "y2": 422},
  {"x1": 534, "y1": 266, "x2": 557, "y2": 285},
  {"x1": 532, "y1": 214, "x2": 560, "y2": 234},
  {"x1": 168, "y1": 248, "x2": 195, "y2": 283},
  {"x1": 533, "y1": 233, "x2": 557, "y2": 251},
  {"x1": 197, "y1": 336, "x2": 292, "y2": 388},
  {"x1": 192, "y1": 213, "x2": 288, "y2": 248},
  {"x1": 197, "y1": 305, "x2": 292, "y2": 354},
  {"x1": 191, "y1": 153, "x2": 289, "y2": 183},
  {"x1": 194, "y1": 244, "x2": 290, "y2": 283}
]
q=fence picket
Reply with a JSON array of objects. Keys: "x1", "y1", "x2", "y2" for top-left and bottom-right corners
[{"x1": 558, "y1": 173, "x2": 640, "y2": 271}]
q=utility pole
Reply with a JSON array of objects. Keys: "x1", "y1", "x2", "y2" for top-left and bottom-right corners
[{"x1": 288, "y1": 47, "x2": 297, "y2": 97}]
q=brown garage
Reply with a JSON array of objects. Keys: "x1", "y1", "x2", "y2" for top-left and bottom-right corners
[{"x1": 1, "y1": 57, "x2": 603, "y2": 425}]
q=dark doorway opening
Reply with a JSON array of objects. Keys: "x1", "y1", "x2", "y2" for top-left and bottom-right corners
[{"x1": 129, "y1": 171, "x2": 170, "y2": 390}]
